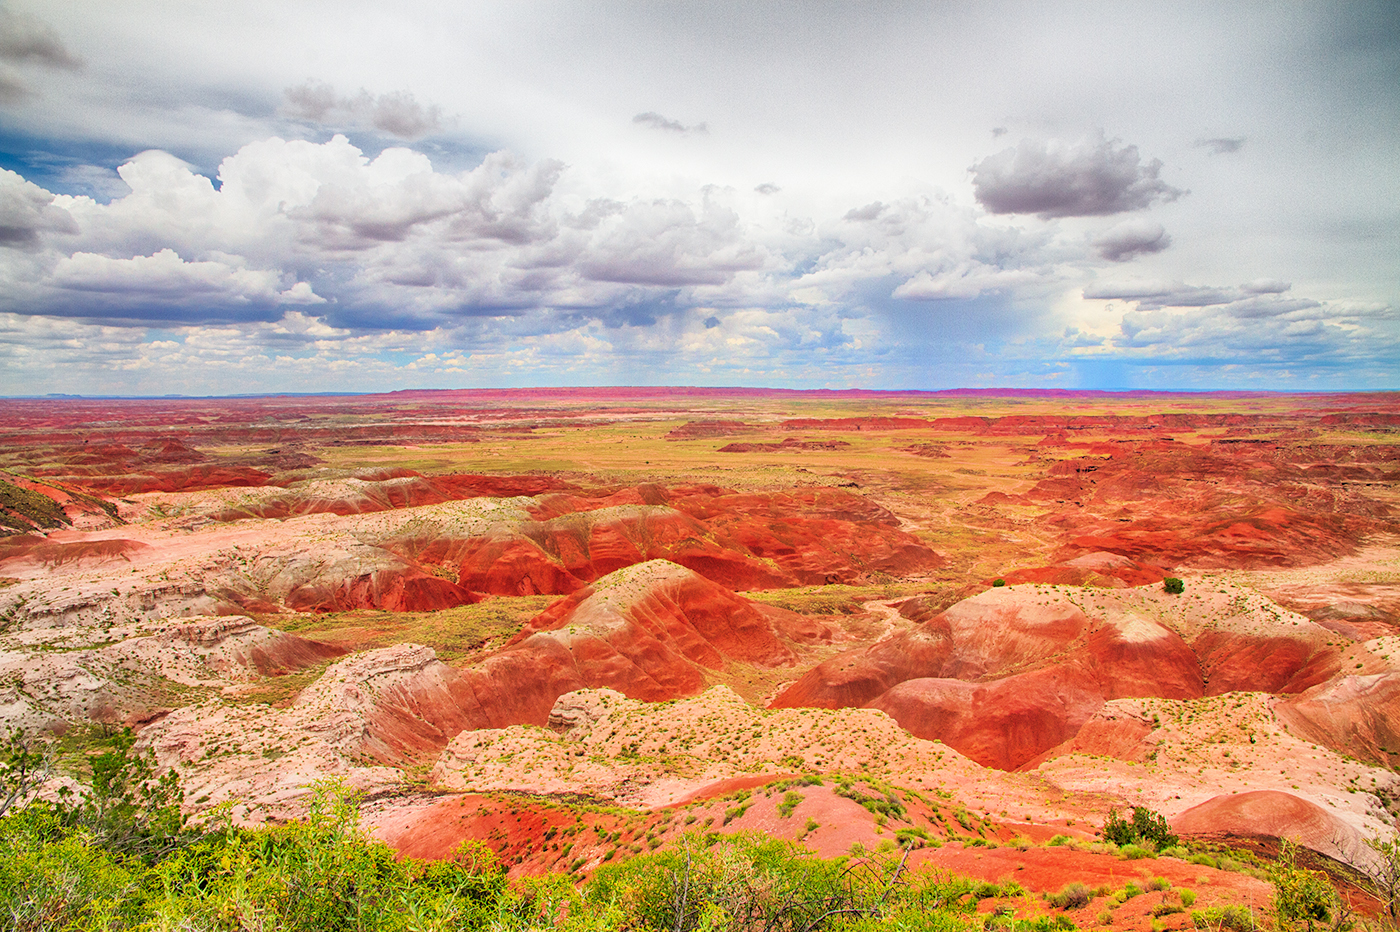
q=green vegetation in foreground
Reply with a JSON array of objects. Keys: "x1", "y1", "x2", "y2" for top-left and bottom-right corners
[
  {"x1": 0, "y1": 732, "x2": 1375, "y2": 932},
  {"x1": 0, "y1": 780, "x2": 1032, "y2": 932}
]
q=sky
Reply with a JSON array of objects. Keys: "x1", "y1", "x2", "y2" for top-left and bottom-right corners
[{"x1": 0, "y1": 1, "x2": 1396, "y2": 395}]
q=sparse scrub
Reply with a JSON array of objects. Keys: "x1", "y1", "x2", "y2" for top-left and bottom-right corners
[
  {"x1": 1046, "y1": 882, "x2": 1092, "y2": 909},
  {"x1": 1192, "y1": 905, "x2": 1256, "y2": 932}
]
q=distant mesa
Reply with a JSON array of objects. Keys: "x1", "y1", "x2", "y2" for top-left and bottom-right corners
[
  {"x1": 718, "y1": 438, "x2": 852, "y2": 453},
  {"x1": 664, "y1": 420, "x2": 755, "y2": 440},
  {"x1": 781, "y1": 417, "x2": 931, "y2": 431}
]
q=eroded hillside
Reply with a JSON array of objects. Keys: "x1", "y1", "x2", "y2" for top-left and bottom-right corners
[{"x1": 2, "y1": 387, "x2": 1398, "y2": 921}]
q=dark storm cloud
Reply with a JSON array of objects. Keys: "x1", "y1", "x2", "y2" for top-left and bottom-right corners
[
  {"x1": 1091, "y1": 219, "x2": 1172, "y2": 262},
  {"x1": 282, "y1": 81, "x2": 442, "y2": 139},
  {"x1": 632, "y1": 111, "x2": 707, "y2": 134},
  {"x1": 0, "y1": 9, "x2": 82, "y2": 69},
  {"x1": 1195, "y1": 136, "x2": 1246, "y2": 155},
  {"x1": 971, "y1": 136, "x2": 1184, "y2": 218}
]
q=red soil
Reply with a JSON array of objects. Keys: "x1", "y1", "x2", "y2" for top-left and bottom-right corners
[
  {"x1": 396, "y1": 483, "x2": 942, "y2": 596},
  {"x1": 1172, "y1": 791, "x2": 1362, "y2": 859},
  {"x1": 1021, "y1": 716, "x2": 1156, "y2": 769},
  {"x1": 1192, "y1": 630, "x2": 1340, "y2": 695},
  {"x1": 870, "y1": 667, "x2": 1106, "y2": 770},
  {"x1": 339, "y1": 562, "x2": 836, "y2": 760},
  {"x1": 73, "y1": 465, "x2": 275, "y2": 495},
  {"x1": 1021, "y1": 440, "x2": 1396, "y2": 569},
  {"x1": 1275, "y1": 673, "x2": 1400, "y2": 768},
  {"x1": 773, "y1": 586, "x2": 1237, "y2": 768},
  {"x1": 285, "y1": 568, "x2": 480, "y2": 613},
  {"x1": 0, "y1": 537, "x2": 151, "y2": 572},
  {"x1": 994, "y1": 552, "x2": 1169, "y2": 588}
]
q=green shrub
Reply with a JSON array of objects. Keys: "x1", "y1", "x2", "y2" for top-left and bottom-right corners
[
  {"x1": 1103, "y1": 807, "x2": 1178, "y2": 851},
  {"x1": 588, "y1": 833, "x2": 969, "y2": 932},
  {"x1": 777, "y1": 791, "x2": 803, "y2": 819},
  {"x1": 1046, "y1": 882, "x2": 1092, "y2": 909},
  {"x1": 1164, "y1": 577, "x2": 1185, "y2": 594},
  {"x1": 1191, "y1": 905, "x2": 1256, "y2": 932},
  {"x1": 0, "y1": 804, "x2": 147, "y2": 931},
  {"x1": 1272, "y1": 840, "x2": 1339, "y2": 932},
  {"x1": 993, "y1": 579, "x2": 1006, "y2": 587}
]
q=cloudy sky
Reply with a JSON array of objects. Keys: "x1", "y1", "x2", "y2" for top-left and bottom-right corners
[{"x1": 1, "y1": 1, "x2": 1396, "y2": 394}]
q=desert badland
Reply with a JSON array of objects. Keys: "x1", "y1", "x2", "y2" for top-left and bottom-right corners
[{"x1": 3, "y1": 387, "x2": 1400, "y2": 927}]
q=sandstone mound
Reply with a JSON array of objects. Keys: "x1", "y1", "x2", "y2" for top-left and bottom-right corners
[
  {"x1": 774, "y1": 586, "x2": 1201, "y2": 713},
  {"x1": 869, "y1": 667, "x2": 1106, "y2": 770},
  {"x1": 146, "y1": 616, "x2": 347, "y2": 678},
  {"x1": 284, "y1": 567, "x2": 478, "y2": 613},
  {"x1": 256, "y1": 562, "x2": 836, "y2": 763},
  {"x1": 205, "y1": 472, "x2": 577, "y2": 521},
  {"x1": 1275, "y1": 673, "x2": 1400, "y2": 768},
  {"x1": 773, "y1": 582, "x2": 1346, "y2": 769},
  {"x1": 1172, "y1": 790, "x2": 1364, "y2": 863},
  {"x1": 459, "y1": 560, "x2": 826, "y2": 726}
]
